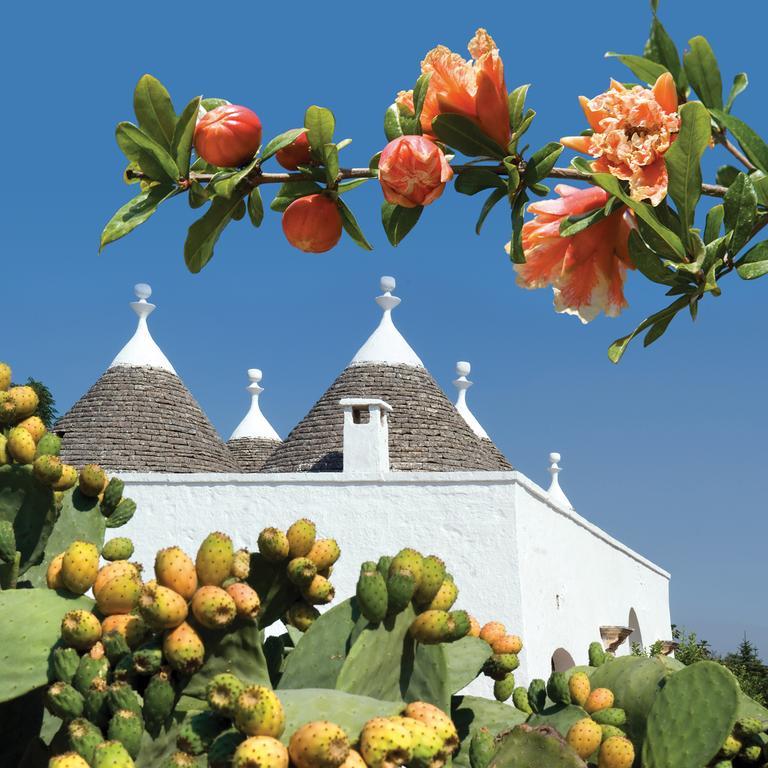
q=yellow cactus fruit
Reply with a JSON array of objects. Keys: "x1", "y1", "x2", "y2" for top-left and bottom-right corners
[
  {"x1": 585, "y1": 687, "x2": 615, "y2": 714},
  {"x1": 566, "y1": 718, "x2": 603, "y2": 759}
]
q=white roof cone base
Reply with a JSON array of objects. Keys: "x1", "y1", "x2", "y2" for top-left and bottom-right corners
[
  {"x1": 453, "y1": 361, "x2": 490, "y2": 440},
  {"x1": 110, "y1": 284, "x2": 176, "y2": 373},
  {"x1": 547, "y1": 452, "x2": 574, "y2": 509},
  {"x1": 229, "y1": 369, "x2": 281, "y2": 441},
  {"x1": 351, "y1": 276, "x2": 424, "y2": 368}
]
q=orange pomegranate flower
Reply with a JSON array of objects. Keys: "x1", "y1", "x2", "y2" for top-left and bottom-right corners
[
  {"x1": 508, "y1": 185, "x2": 634, "y2": 323},
  {"x1": 561, "y1": 73, "x2": 680, "y2": 206},
  {"x1": 397, "y1": 29, "x2": 511, "y2": 150}
]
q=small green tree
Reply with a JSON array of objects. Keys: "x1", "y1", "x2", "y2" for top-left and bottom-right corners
[{"x1": 722, "y1": 636, "x2": 768, "y2": 705}]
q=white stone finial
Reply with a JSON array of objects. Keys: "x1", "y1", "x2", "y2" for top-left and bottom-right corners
[
  {"x1": 109, "y1": 283, "x2": 176, "y2": 373},
  {"x1": 453, "y1": 361, "x2": 489, "y2": 439},
  {"x1": 350, "y1": 276, "x2": 424, "y2": 367},
  {"x1": 229, "y1": 368, "x2": 281, "y2": 442},
  {"x1": 547, "y1": 451, "x2": 574, "y2": 509},
  {"x1": 134, "y1": 283, "x2": 152, "y2": 301}
]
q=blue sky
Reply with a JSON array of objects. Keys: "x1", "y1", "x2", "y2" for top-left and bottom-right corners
[{"x1": 4, "y1": 1, "x2": 766, "y2": 656}]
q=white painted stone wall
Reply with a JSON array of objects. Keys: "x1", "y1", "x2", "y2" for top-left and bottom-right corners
[{"x1": 119, "y1": 469, "x2": 670, "y2": 694}]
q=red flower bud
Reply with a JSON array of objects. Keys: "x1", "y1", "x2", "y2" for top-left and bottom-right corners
[
  {"x1": 194, "y1": 105, "x2": 262, "y2": 168},
  {"x1": 378, "y1": 135, "x2": 454, "y2": 208},
  {"x1": 276, "y1": 132, "x2": 312, "y2": 170},
  {"x1": 282, "y1": 194, "x2": 342, "y2": 253}
]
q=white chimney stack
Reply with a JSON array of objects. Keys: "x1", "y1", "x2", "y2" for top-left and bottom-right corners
[{"x1": 339, "y1": 398, "x2": 392, "y2": 475}]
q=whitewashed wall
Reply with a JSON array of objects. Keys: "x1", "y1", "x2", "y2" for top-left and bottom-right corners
[{"x1": 118, "y1": 470, "x2": 670, "y2": 691}]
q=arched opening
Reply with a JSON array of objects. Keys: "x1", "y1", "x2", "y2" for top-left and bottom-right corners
[
  {"x1": 551, "y1": 647, "x2": 576, "y2": 672},
  {"x1": 628, "y1": 608, "x2": 643, "y2": 653}
]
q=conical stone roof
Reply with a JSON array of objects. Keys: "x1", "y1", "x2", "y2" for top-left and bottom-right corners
[
  {"x1": 261, "y1": 362, "x2": 511, "y2": 473},
  {"x1": 261, "y1": 277, "x2": 511, "y2": 474},
  {"x1": 56, "y1": 284, "x2": 239, "y2": 473}
]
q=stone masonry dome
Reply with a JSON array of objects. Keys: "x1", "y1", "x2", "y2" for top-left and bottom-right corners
[
  {"x1": 261, "y1": 277, "x2": 511, "y2": 473},
  {"x1": 56, "y1": 284, "x2": 240, "y2": 473}
]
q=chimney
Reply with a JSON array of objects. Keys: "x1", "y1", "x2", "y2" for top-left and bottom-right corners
[{"x1": 339, "y1": 398, "x2": 392, "y2": 475}]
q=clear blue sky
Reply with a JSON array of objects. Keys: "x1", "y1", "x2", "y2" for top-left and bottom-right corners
[{"x1": 4, "y1": 1, "x2": 766, "y2": 657}]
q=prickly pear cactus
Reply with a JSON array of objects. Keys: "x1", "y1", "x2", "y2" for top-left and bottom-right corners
[
  {"x1": 642, "y1": 661, "x2": 740, "y2": 768},
  {"x1": 488, "y1": 724, "x2": 586, "y2": 768}
]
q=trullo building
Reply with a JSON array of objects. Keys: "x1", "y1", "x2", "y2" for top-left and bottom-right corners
[{"x1": 56, "y1": 278, "x2": 672, "y2": 688}]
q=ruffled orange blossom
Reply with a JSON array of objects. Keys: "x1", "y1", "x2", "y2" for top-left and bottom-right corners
[
  {"x1": 509, "y1": 185, "x2": 634, "y2": 323},
  {"x1": 397, "y1": 29, "x2": 510, "y2": 150},
  {"x1": 560, "y1": 73, "x2": 680, "y2": 206}
]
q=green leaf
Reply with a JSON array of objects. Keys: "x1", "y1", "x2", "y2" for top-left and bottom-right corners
[
  {"x1": 508, "y1": 191, "x2": 529, "y2": 263},
  {"x1": 683, "y1": 36, "x2": 723, "y2": 109},
  {"x1": 716, "y1": 165, "x2": 740, "y2": 188},
  {"x1": 559, "y1": 197, "x2": 622, "y2": 237},
  {"x1": 710, "y1": 110, "x2": 768, "y2": 174},
  {"x1": 211, "y1": 156, "x2": 260, "y2": 199},
  {"x1": 431, "y1": 114, "x2": 506, "y2": 159},
  {"x1": 608, "y1": 296, "x2": 689, "y2": 363},
  {"x1": 338, "y1": 179, "x2": 369, "y2": 194},
  {"x1": 508, "y1": 84, "x2": 530, "y2": 131},
  {"x1": 723, "y1": 173, "x2": 757, "y2": 254},
  {"x1": 591, "y1": 173, "x2": 685, "y2": 258},
  {"x1": 133, "y1": 74, "x2": 177, "y2": 149},
  {"x1": 605, "y1": 53, "x2": 668, "y2": 84},
  {"x1": 322, "y1": 143, "x2": 339, "y2": 185},
  {"x1": 200, "y1": 97, "x2": 229, "y2": 112},
  {"x1": 115, "y1": 121, "x2": 179, "y2": 184},
  {"x1": 704, "y1": 204, "x2": 724, "y2": 244},
  {"x1": 184, "y1": 195, "x2": 243, "y2": 272},
  {"x1": 99, "y1": 185, "x2": 176, "y2": 251},
  {"x1": 628, "y1": 230, "x2": 677, "y2": 285},
  {"x1": 413, "y1": 73, "x2": 431, "y2": 130},
  {"x1": 384, "y1": 104, "x2": 419, "y2": 141},
  {"x1": 305, "y1": 106, "x2": 335, "y2": 161},
  {"x1": 171, "y1": 96, "x2": 201, "y2": 178},
  {"x1": 262, "y1": 128, "x2": 307, "y2": 162},
  {"x1": 643, "y1": 312, "x2": 677, "y2": 348},
  {"x1": 664, "y1": 101, "x2": 712, "y2": 235},
  {"x1": 381, "y1": 202, "x2": 423, "y2": 246},
  {"x1": 523, "y1": 142, "x2": 564, "y2": 184},
  {"x1": 337, "y1": 199, "x2": 373, "y2": 250},
  {"x1": 736, "y1": 241, "x2": 768, "y2": 279},
  {"x1": 232, "y1": 199, "x2": 246, "y2": 221},
  {"x1": 454, "y1": 168, "x2": 506, "y2": 196},
  {"x1": 270, "y1": 181, "x2": 323, "y2": 212},
  {"x1": 644, "y1": 17, "x2": 686, "y2": 93},
  {"x1": 475, "y1": 188, "x2": 506, "y2": 234},
  {"x1": 244, "y1": 189, "x2": 262, "y2": 227},
  {"x1": 725, "y1": 73, "x2": 748, "y2": 113},
  {"x1": 750, "y1": 171, "x2": 768, "y2": 205},
  {"x1": 188, "y1": 180, "x2": 209, "y2": 209}
]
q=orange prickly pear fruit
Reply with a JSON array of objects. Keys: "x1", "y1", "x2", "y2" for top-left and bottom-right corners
[
  {"x1": 227, "y1": 582, "x2": 261, "y2": 619},
  {"x1": 492, "y1": 634, "x2": 523, "y2": 654},
  {"x1": 0, "y1": 362, "x2": 10, "y2": 391},
  {"x1": 95, "y1": 572, "x2": 142, "y2": 615},
  {"x1": 467, "y1": 615, "x2": 481, "y2": 637},
  {"x1": 286, "y1": 519, "x2": 316, "y2": 558},
  {"x1": 359, "y1": 717, "x2": 414, "y2": 768},
  {"x1": 569, "y1": 672, "x2": 591, "y2": 707},
  {"x1": 8, "y1": 385, "x2": 39, "y2": 419},
  {"x1": 61, "y1": 541, "x2": 100, "y2": 595},
  {"x1": 101, "y1": 614, "x2": 148, "y2": 648},
  {"x1": 305, "y1": 539, "x2": 341, "y2": 571},
  {"x1": 163, "y1": 622, "x2": 205, "y2": 674},
  {"x1": 47, "y1": 552, "x2": 65, "y2": 589},
  {"x1": 479, "y1": 622, "x2": 506, "y2": 645},
  {"x1": 234, "y1": 685, "x2": 285, "y2": 738},
  {"x1": 61, "y1": 609, "x2": 102, "y2": 650},
  {"x1": 289, "y1": 720, "x2": 350, "y2": 768},
  {"x1": 138, "y1": 583, "x2": 188, "y2": 630},
  {"x1": 78, "y1": 464, "x2": 107, "y2": 497},
  {"x1": 196, "y1": 532, "x2": 234, "y2": 586},
  {"x1": 567, "y1": 718, "x2": 603, "y2": 759},
  {"x1": 192, "y1": 585, "x2": 237, "y2": 629},
  {"x1": 233, "y1": 736, "x2": 289, "y2": 768},
  {"x1": 49, "y1": 752, "x2": 91, "y2": 768},
  {"x1": 231, "y1": 548, "x2": 251, "y2": 579},
  {"x1": 53, "y1": 463, "x2": 78, "y2": 491},
  {"x1": 585, "y1": 688, "x2": 615, "y2": 714},
  {"x1": 598, "y1": 735, "x2": 635, "y2": 768},
  {"x1": 18, "y1": 415, "x2": 46, "y2": 442},
  {"x1": 302, "y1": 574, "x2": 335, "y2": 605},
  {"x1": 94, "y1": 561, "x2": 140, "y2": 596},
  {"x1": 7, "y1": 426, "x2": 36, "y2": 463},
  {"x1": 155, "y1": 546, "x2": 198, "y2": 600},
  {"x1": 403, "y1": 702, "x2": 459, "y2": 754},
  {"x1": 257, "y1": 527, "x2": 290, "y2": 562},
  {"x1": 427, "y1": 579, "x2": 458, "y2": 611}
]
